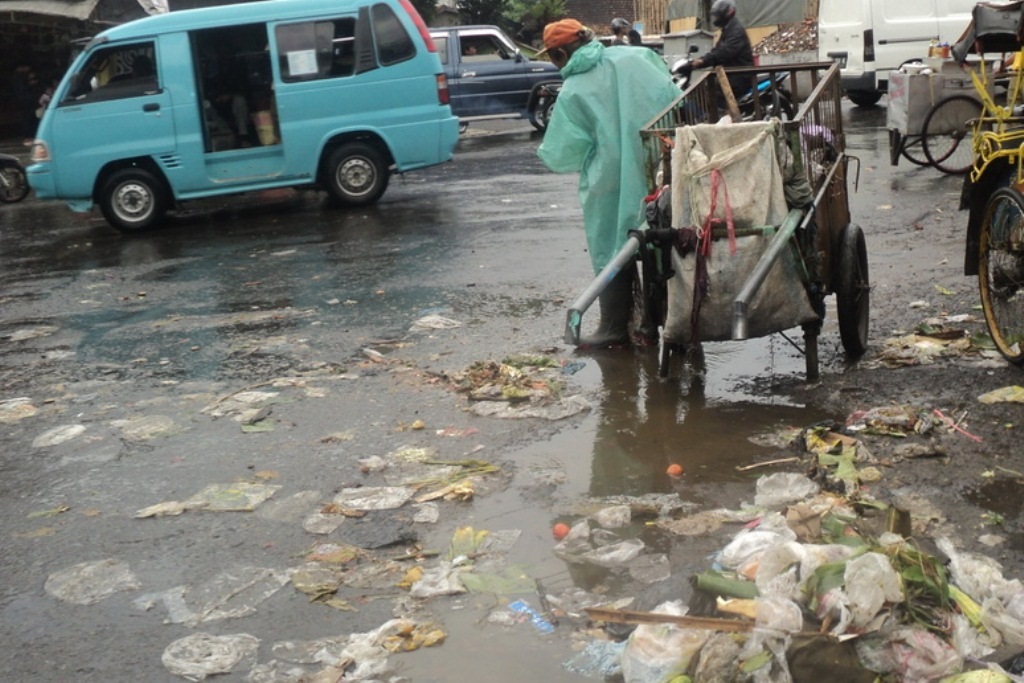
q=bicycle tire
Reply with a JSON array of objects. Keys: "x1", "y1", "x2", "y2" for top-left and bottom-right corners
[
  {"x1": 978, "y1": 187, "x2": 1024, "y2": 365},
  {"x1": 922, "y1": 95, "x2": 982, "y2": 174},
  {"x1": 900, "y1": 137, "x2": 930, "y2": 166}
]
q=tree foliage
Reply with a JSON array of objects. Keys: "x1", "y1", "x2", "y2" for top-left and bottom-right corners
[
  {"x1": 457, "y1": 0, "x2": 509, "y2": 25},
  {"x1": 503, "y1": 0, "x2": 566, "y2": 43},
  {"x1": 407, "y1": 0, "x2": 437, "y2": 24}
]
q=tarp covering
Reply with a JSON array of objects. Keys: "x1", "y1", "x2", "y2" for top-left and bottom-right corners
[
  {"x1": 668, "y1": 0, "x2": 811, "y2": 28},
  {"x1": 0, "y1": 0, "x2": 101, "y2": 20}
]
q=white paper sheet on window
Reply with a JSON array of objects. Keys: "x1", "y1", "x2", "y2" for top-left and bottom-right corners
[{"x1": 287, "y1": 50, "x2": 318, "y2": 76}]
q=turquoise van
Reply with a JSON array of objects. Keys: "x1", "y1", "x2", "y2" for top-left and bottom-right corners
[{"x1": 27, "y1": 0, "x2": 460, "y2": 231}]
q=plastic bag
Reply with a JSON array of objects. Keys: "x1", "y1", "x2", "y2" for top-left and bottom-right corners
[
  {"x1": 845, "y1": 552, "x2": 903, "y2": 630},
  {"x1": 620, "y1": 601, "x2": 711, "y2": 683},
  {"x1": 855, "y1": 627, "x2": 961, "y2": 682},
  {"x1": 754, "y1": 473, "x2": 820, "y2": 509}
]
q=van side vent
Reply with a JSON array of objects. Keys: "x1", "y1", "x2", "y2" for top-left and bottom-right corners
[
  {"x1": 158, "y1": 154, "x2": 183, "y2": 169},
  {"x1": 354, "y1": 5, "x2": 380, "y2": 75}
]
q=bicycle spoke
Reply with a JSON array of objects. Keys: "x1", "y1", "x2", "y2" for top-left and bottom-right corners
[{"x1": 979, "y1": 188, "x2": 1024, "y2": 364}]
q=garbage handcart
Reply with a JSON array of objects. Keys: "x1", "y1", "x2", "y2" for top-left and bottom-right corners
[
  {"x1": 565, "y1": 62, "x2": 870, "y2": 381},
  {"x1": 886, "y1": 64, "x2": 990, "y2": 175}
]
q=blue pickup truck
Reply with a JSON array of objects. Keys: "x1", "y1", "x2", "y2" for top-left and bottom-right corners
[{"x1": 429, "y1": 25, "x2": 562, "y2": 131}]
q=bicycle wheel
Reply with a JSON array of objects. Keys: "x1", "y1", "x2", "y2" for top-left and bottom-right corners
[
  {"x1": 978, "y1": 187, "x2": 1024, "y2": 365},
  {"x1": 922, "y1": 95, "x2": 982, "y2": 174},
  {"x1": 900, "y1": 137, "x2": 930, "y2": 166}
]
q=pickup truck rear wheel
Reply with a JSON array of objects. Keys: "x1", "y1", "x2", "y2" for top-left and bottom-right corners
[
  {"x1": 99, "y1": 167, "x2": 168, "y2": 231},
  {"x1": 325, "y1": 143, "x2": 390, "y2": 206}
]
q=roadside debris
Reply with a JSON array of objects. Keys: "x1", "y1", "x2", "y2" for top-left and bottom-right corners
[
  {"x1": 135, "y1": 482, "x2": 282, "y2": 517},
  {"x1": 162, "y1": 632, "x2": 260, "y2": 681},
  {"x1": 44, "y1": 558, "x2": 140, "y2": 605},
  {"x1": 441, "y1": 357, "x2": 592, "y2": 420}
]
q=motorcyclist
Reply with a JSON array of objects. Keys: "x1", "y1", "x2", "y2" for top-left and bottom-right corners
[
  {"x1": 677, "y1": 0, "x2": 754, "y2": 100},
  {"x1": 609, "y1": 17, "x2": 642, "y2": 47}
]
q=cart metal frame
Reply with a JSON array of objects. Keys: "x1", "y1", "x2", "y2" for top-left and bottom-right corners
[{"x1": 632, "y1": 61, "x2": 869, "y2": 379}]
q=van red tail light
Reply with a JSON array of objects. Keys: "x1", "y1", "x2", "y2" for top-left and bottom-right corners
[
  {"x1": 863, "y1": 29, "x2": 875, "y2": 62},
  {"x1": 399, "y1": 0, "x2": 437, "y2": 52},
  {"x1": 436, "y1": 73, "x2": 450, "y2": 105}
]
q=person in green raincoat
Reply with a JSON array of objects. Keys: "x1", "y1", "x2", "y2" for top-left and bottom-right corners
[{"x1": 537, "y1": 19, "x2": 679, "y2": 349}]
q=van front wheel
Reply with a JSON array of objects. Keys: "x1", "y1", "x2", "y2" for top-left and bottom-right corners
[
  {"x1": 99, "y1": 168, "x2": 167, "y2": 231},
  {"x1": 325, "y1": 143, "x2": 390, "y2": 206}
]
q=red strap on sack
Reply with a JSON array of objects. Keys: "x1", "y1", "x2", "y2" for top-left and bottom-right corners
[{"x1": 701, "y1": 168, "x2": 737, "y2": 256}]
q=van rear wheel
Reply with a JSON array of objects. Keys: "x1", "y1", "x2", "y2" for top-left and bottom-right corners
[
  {"x1": 99, "y1": 167, "x2": 168, "y2": 231},
  {"x1": 847, "y1": 90, "x2": 882, "y2": 107},
  {"x1": 325, "y1": 143, "x2": 389, "y2": 206}
]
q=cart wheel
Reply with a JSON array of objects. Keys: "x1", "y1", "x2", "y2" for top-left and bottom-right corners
[
  {"x1": 900, "y1": 137, "x2": 930, "y2": 166},
  {"x1": 835, "y1": 223, "x2": 870, "y2": 357},
  {"x1": 977, "y1": 187, "x2": 1024, "y2": 365},
  {"x1": 922, "y1": 95, "x2": 982, "y2": 175}
]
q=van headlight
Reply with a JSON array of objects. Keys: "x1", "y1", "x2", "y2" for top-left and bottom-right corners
[{"x1": 30, "y1": 141, "x2": 51, "y2": 163}]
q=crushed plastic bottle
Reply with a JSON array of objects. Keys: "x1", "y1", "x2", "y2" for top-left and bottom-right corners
[{"x1": 508, "y1": 599, "x2": 555, "y2": 634}]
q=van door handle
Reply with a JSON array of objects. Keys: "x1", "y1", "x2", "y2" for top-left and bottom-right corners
[
  {"x1": 461, "y1": 71, "x2": 477, "y2": 78},
  {"x1": 143, "y1": 103, "x2": 160, "y2": 112}
]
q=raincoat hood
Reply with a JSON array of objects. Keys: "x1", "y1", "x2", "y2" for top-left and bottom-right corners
[{"x1": 561, "y1": 40, "x2": 604, "y2": 78}]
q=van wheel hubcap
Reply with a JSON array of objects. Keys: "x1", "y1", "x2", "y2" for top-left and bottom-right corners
[
  {"x1": 337, "y1": 157, "x2": 374, "y2": 197},
  {"x1": 115, "y1": 182, "x2": 153, "y2": 221}
]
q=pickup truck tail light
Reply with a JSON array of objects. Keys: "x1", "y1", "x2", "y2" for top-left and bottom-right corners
[
  {"x1": 400, "y1": 0, "x2": 437, "y2": 52},
  {"x1": 436, "y1": 74, "x2": 450, "y2": 105}
]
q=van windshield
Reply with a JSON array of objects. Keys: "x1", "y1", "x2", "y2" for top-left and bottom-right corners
[{"x1": 63, "y1": 43, "x2": 158, "y2": 103}]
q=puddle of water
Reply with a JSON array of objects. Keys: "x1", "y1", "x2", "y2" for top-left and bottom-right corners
[
  {"x1": 964, "y1": 477, "x2": 1024, "y2": 520},
  {"x1": 403, "y1": 335, "x2": 833, "y2": 681}
]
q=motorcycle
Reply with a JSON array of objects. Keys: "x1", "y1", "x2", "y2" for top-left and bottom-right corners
[
  {"x1": 530, "y1": 82, "x2": 561, "y2": 132},
  {"x1": 670, "y1": 56, "x2": 795, "y2": 122},
  {"x1": 0, "y1": 152, "x2": 30, "y2": 203}
]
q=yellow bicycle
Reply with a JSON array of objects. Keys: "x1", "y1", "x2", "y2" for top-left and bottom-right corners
[{"x1": 966, "y1": 51, "x2": 1024, "y2": 364}]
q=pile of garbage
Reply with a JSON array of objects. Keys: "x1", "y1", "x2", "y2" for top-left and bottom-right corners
[
  {"x1": 572, "y1": 426, "x2": 1024, "y2": 682},
  {"x1": 754, "y1": 20, "x2": 818, "y2": 55}
]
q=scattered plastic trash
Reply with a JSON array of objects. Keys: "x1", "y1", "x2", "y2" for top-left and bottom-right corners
[
  {"x1": 44, "y1": 558, "x2": 140, "y2": 605},
  {"x1": 753, "y1": 472, "x2": 819, "y2": 509},
  {"x1": 32, "y1": 424, "x2": 86, "y2": 448},
  {"x1": 978, "y1": 386, "x2": 1024, "y2": 404},
  {"x1": 619, "y1": 601, "x2": 710, "y2": 683},
  {"x1": 564, "y1": 639, "x2": 626, "y2": 678},
  {"x1": 112, "y1": 414, "x2": 176, "y2": 440},
  {"x1": 0, "y1": 397, "x2": 37, "y2": 423},
  {"x1": 135, "y1": 482, "x2": 282, "y2": 517},
  {"x1": 161, "y1": 632, "x2": 259, "y2": 681},
  {"x1": 409, "y1": 314, "x2": 462, "y2": 331},
  {"x1": 333, "y1": 486, "x2": 415, "y2": 511},
  {"x1": 508, "y1": 599, "x2": 555, "y2": 634},
  {"x1": 135, "y1": 566, "x2": 290, "y2": 626},
  {"x1": 409, "y1": 562, "x2": 466, "y2": 598}
]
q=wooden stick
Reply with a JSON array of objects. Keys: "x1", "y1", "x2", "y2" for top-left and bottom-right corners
[
  {"x1": 735, "y1": 457, "x2": 801, "y2": 472},
  {"x1": 714, "y1": 67, "x2": 741, "y2": 122},
  {"x1": 585, "y1": 607, "x2": 754, "y2": 632}
]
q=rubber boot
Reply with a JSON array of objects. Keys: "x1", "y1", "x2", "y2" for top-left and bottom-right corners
[{"x1": 578, "y1": 263, "x2": 634, "y2": 349}]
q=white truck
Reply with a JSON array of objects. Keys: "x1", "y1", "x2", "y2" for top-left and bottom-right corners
[{"x1": 817, "y1": 0, "x2": 977, "y2": 106}]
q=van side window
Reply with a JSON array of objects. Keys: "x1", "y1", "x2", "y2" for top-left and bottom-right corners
[
  {"x1": 434, "y1": 36, "x2": 449, "y2": 66},
  {"x1": 62, "y1": 42, "x2": 158, "y2": 104},
  {"x1": 277, "y1": 18, "x2": 359, "y2": 81},
  {"x1": 371, "y1": 3, "x2": 416, "y2": 65}
]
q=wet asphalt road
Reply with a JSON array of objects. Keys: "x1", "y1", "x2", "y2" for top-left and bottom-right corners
[{"x1": 0, "y1": 104, "x2": 998, "y2": 681}]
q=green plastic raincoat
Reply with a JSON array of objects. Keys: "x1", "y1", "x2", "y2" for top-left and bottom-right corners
[{"x1": 538, "y1": 42, "x2": 680, "y2": 273}]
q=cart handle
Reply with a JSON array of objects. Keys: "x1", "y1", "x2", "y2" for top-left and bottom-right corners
[{"x1": 731, "y1": 209, "x2": 804, "y2": 341}]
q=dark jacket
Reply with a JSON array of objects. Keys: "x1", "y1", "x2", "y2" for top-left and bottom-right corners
[{"x1": 699, "y1": 16, "x2": 755, "y2": 97}]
